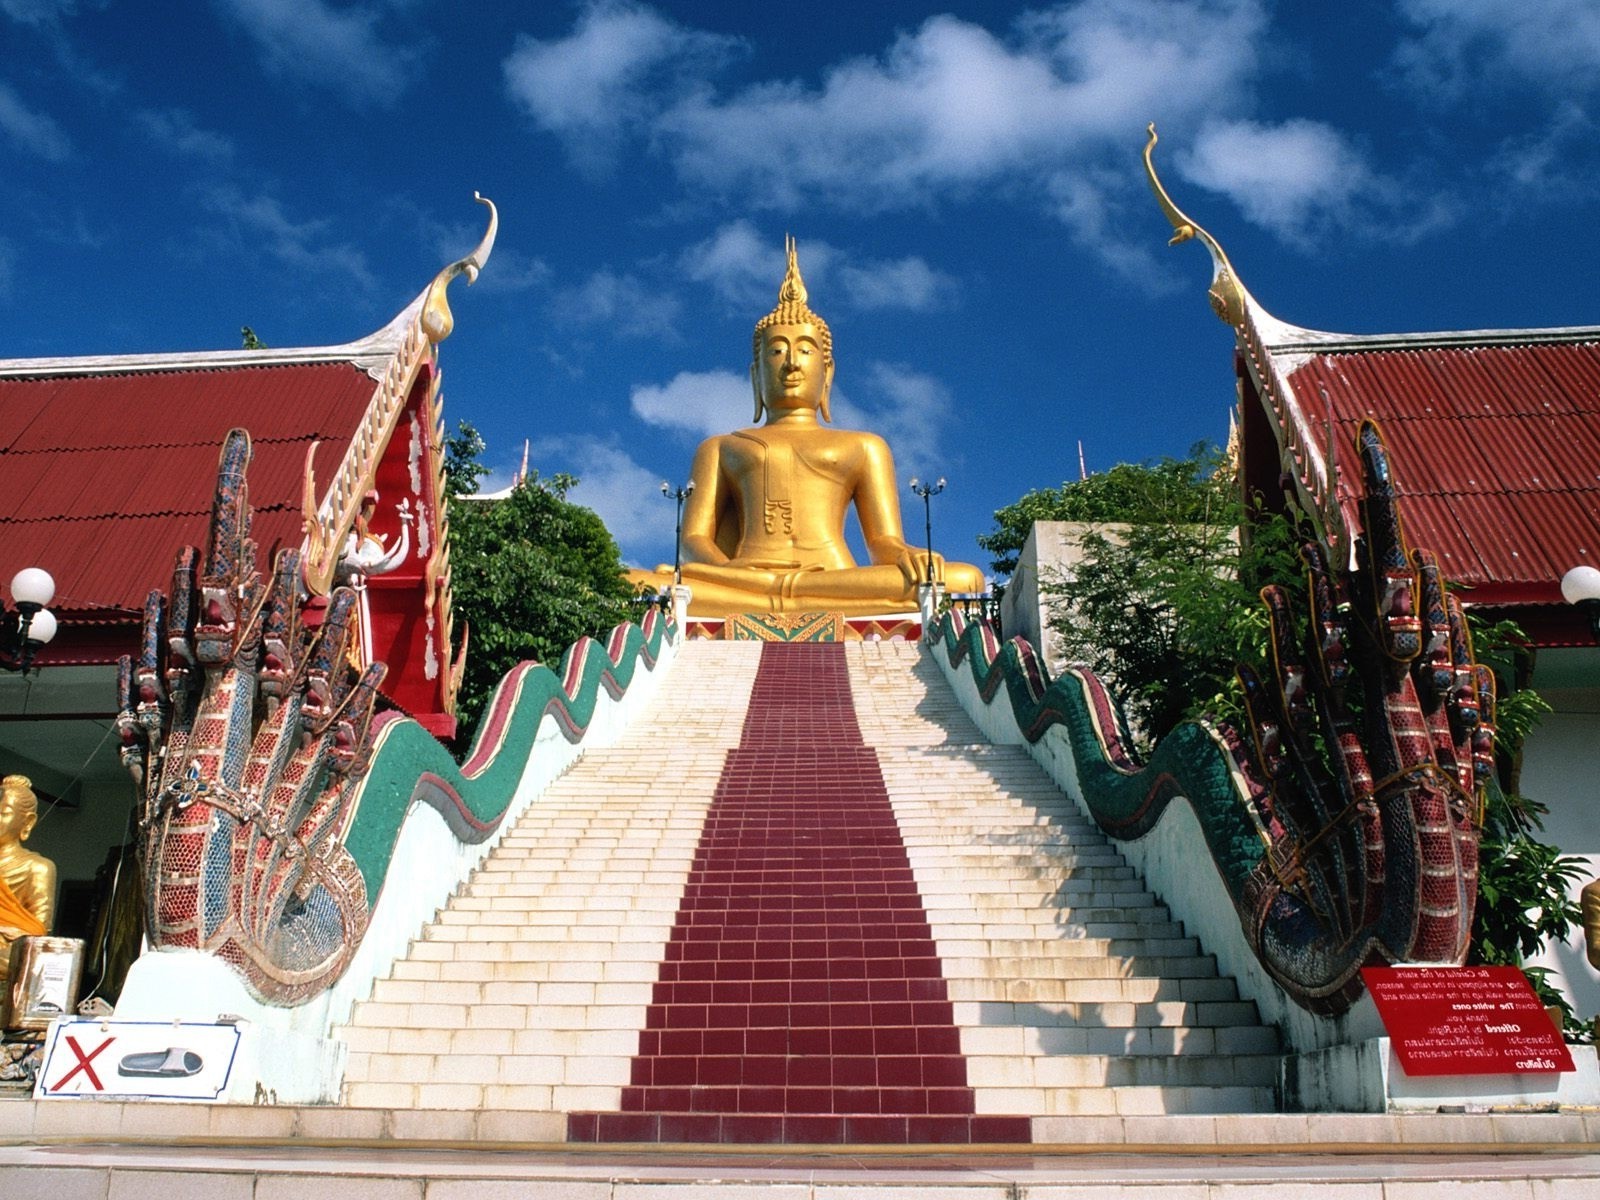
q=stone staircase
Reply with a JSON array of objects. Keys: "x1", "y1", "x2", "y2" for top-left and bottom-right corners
[
  {"x1": 339, "y1": 642, "x2": 761, "y2": 1113},
  {"x1": 852, "y1": 642, "x2": 1279, "y2": 1127},
  {"x1": 337, "y1": 638, "x2": 1280, "y2": 1139}
]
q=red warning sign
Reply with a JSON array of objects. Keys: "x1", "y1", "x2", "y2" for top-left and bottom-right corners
[{"x1": 1361, "y1": 965, "x2": 1575, "y2": 1077}]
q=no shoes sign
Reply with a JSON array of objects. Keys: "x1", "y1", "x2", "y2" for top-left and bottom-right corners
[{"x1": 35, "y1": 1020, "x2": 241, "y2": 1101}]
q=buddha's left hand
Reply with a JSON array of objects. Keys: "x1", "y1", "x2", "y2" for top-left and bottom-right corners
[{"x1": 895, "y1": 547, "x2": 943, "y2": 586}]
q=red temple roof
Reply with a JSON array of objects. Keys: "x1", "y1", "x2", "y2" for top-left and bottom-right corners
[
  {"x1": 1238, "y1": 316, "x2": 1600, "y2": 646},
  {"x1": 0, "y1": 362, "x2": 377, "y2": 628}
]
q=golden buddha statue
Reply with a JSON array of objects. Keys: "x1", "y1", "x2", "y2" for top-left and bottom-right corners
[
  {"x1": 631, "y1": 238, "x2": 984, "y2": 616},
  {"x1": 0, "y1": 776, "x2": 55, "y2": 987}
]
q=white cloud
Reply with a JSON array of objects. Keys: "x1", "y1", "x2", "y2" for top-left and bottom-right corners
[
  {"x1": 531, "y1": 435, "x2": 676, "y2": 563},
  {"x1": 213, "y1": 0, "x2": 418, "y2": 107},
  {"x1": 631, "y1": 369, "x2": 752, "y2": 438},
  {"x1": 202, "y1": 188, "x2": 376, "y2": 291},
  {"x1": 473, "y1": 247, "x2": 550, "y2": 295},
  {"x1": 1489, "y1": 102, "x2": 1595, "y2": 194},
  {"x1": 680, "y1": 220, "x2": 778, "y2": 308},
  {"x1": 508, "y1": 1, "x2": 1398, "y2": 265},
  {"x1": 503, "y1": 0, "x2": 742, "y2": 176},
  {"x1": 1177, "y1": 119, "x2": 1375, "y2": 245},
  {"x1": 552, "y1": 268, "x2": 681, "y2": 336},
  {"x1": 1394, "y1": 0, "x2": 1600, "y2": 97},
  {"x1": 654, "y1": 3, "x2": 1263, "y2": 209},
  {"x1": 837, "y1": 256, "x2": 955, "y2": 312},
  {"x1": 682, "y1": 220, "x2": 954, "y2": 313},
  {"x1": 0, "y1": 82, "x2": 70, "y2": 160},
  {"x1": 135, "y1": 108, "x2": 234, "y2": 161}
]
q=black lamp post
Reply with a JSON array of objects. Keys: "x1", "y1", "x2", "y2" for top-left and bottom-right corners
[
  {"x1": 907, "y1": 476, "x2": 945, "y2": 585},
  {"x1": 3, "y1": 568, "x2": 58, "y2": 675},
  {"x1": 661, "y1": 480, "x2": 696, "y2": 587}
]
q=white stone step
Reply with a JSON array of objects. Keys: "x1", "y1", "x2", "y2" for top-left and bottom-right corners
[
  {"x1": 963, "y1": 1050, "x2": 1280, "y2": 1088},
  {"x1": 978, "y1": 1083, "x2": 1277, "y2": 1116},
  {"x1": 953, "y1": 998, "x2": 1264, "y2": 1029},
  {"x1": 962, "y1": 1022, "x2": 1279, "y2": 1056},
  {"x1": 938, "y1": 953, "x2": 1219, "y2": 980}
]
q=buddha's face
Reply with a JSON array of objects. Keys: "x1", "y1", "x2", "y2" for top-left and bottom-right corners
[
  {"x1": 754, "y1": 322, "x2": 833, "y2": 417},
  {"x1": 0, "y1": 783, "x2": 36, "y2": 845}
]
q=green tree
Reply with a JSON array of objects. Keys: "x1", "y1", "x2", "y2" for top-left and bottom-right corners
[
  {"x1": 1465, "y1": 617, "x2": 1585, "y2": 1031},
  {"x1": 443, "y1": 420, "x2": 490, "y2": 496},
  {"x1": 979, "y1": 456, "x2": 1230, "y2": 581},
  {"x1": 446, "y1": 428, "x2": 638, "y2": 735},
  {"x1": 1019, "y1": 445, "x2": 1296, "y2": 741}
]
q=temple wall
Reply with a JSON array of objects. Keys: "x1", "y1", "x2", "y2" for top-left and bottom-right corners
[{"x1": 1519, "y1": 646, "x2": 1600, "y2": 1025}]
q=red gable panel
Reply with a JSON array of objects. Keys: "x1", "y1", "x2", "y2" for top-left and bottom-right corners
[{"x1": 0, "y1": 362, "x2": 376, "y2": 615}]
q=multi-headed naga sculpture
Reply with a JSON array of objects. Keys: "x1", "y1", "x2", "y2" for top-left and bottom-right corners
[
  {"x1": 117, "y1": 429, "x2": 673, "y2": 1007},
  {"x1": 118, "y1": 429, "x2": 383, "y2": 1003},
  {"x1": 1229, "y1": 420, "x2": 1490, "y2": 1008}
]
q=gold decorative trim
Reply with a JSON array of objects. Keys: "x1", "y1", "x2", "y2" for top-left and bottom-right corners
[
  {"x1": 1142, "y1": 123, "x2": 1247, "y2": 328},
  {"x1": 301, "y1": 195, "x2": 497, "y2": 598}
]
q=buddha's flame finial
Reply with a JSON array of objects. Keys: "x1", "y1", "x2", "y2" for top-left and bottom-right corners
[
  {"x1": 1143, "y1": 124, "x2": 1247, "y2": 328},
  {"x1": 778, "y1": 233, "x2": 807, "y2": 307}
]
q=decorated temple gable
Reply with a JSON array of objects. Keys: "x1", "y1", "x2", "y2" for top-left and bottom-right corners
[
  {"x1": 0, "y1": 196, "x2": 499, "y2": 738},
  {"x1": 1144, "y1": 125, "x2": 1600, "y2": 652}
]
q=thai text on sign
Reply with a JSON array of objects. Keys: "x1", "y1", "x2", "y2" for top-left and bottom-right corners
[{"x1": 1361, "y1": 965, "x2": 1574, "y2": 1077}]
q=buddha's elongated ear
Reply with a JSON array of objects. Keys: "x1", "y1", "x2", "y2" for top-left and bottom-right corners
[
  {"x1": 819, "y1": 359, "x2": 835, "y2": 424},
  {"x1": 749, "y1": 361, "x2": 764, "y2": 422}
]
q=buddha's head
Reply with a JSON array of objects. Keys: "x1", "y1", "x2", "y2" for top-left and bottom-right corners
[
  {"x1": 0, "y1": 776, "x2": 38, "y2": 845},
  {"x1": 751, "y1": 236, "x2": 834, "y2": 423}
]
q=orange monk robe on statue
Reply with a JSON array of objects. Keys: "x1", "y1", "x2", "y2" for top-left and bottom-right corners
[
  {"x1": 0, "y1": 879, "x2": 45, "y2": 941},
  {"x1": 0, "y1": 777, "x2": 55, "y2": 986}
]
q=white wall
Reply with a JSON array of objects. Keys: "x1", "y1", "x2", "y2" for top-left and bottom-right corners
[{"x1": 1519, "y1": 646, "x2": 1600, "y2": 1023}]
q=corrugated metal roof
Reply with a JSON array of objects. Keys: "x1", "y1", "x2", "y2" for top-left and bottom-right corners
[
  {"x1": 1279, "y1": 341, "x2": 1600, "y2": 608},
  {"x1": 0, "y1": 363, "x2": 376, "y2": 613}
]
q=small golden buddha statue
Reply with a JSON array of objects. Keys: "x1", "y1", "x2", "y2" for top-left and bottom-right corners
[
  {"x1": 631, "y1": 238, "x2": 984, "y2": 616},
  {"x1": 0, "y1": 776, "x2": 55, "y2": 987},
  {"x1": 1583, "y1": 878, "x2": 1599, "y2": 971}
]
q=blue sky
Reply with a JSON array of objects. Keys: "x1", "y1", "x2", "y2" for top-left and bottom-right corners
[{"x1": 4, "y1": 0, "x2": 1599, "y2": 578}]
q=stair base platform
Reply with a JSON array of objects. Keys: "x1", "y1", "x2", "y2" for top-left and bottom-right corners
[{"x1": 0, "y1": 1103, "x2": 1596, "y2": 1198}]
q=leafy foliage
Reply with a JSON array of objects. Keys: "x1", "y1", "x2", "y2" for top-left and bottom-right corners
[
  {"x1": 1464, "y1": 617, "x2": 1586, "y2": 1033},
  {"x1": 979, "y1": 456, "x2": 1236, "y2": 581},
  {"x1": 446, "y1": 424, "x2": 637, "y2": 735},
  {"x1": 1031, "y1": 445, "x2": 1297, "y2": 743},
  {"x1": 443, "y1": 420, "x2": 490, "y2": 497}
]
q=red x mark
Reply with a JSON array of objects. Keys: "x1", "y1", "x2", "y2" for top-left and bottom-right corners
[{"x1": 52, "y1": 1034, "x2": 114, "y2": 1092}]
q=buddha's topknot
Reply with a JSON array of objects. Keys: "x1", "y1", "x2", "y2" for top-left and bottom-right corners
[{"x1": 751, "y1": 235, "x2": 832, "y2": 365}]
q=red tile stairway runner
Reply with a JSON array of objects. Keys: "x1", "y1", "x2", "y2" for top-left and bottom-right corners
[{"x1": 569, "y1": 642, "x2": 1029, "y2": 1144}]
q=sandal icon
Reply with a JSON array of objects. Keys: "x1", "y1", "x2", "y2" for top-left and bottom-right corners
[{"x1": 118, "y1": 1048, "x2": 203, "y2": 1078}]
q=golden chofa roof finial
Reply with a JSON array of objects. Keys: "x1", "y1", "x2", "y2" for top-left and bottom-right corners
[
  {"x1": 1143, "y1": 124, "x2": 1247, "y2": 328},
  {"x1": 422, "y1": 193, "x2": 499, "y2": 344}
]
